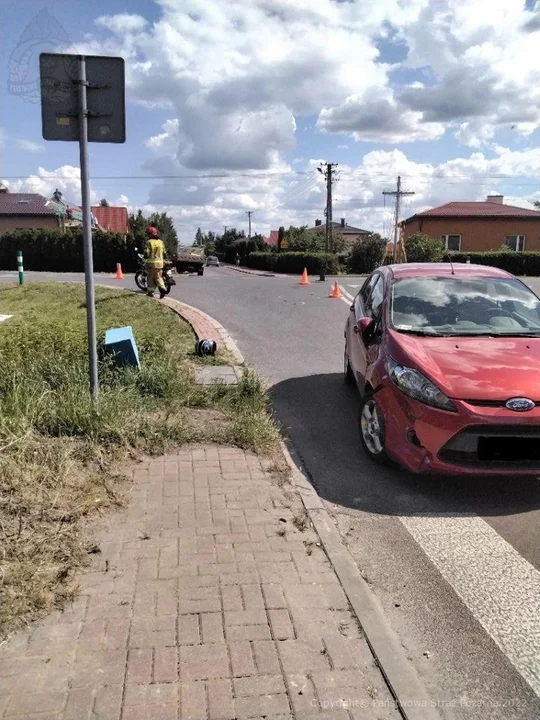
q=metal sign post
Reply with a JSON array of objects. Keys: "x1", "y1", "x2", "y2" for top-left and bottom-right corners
[
  {"x1": 77, "y1": 57, "x2": 98, "y2": 399},
  {"x1": 40, "y1": 53, "x2": 125, "y2": 400}
]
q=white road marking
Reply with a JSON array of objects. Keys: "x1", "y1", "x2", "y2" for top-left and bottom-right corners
[
  {"x1": 347, "y1": 284, "x2": 361, "y2": 289},
  {"x1": 400, "y1": 513, "x2": 540, "y2": 697},
  {"x1": 339, "y1": 284, "x2": 354, "y2": 306}
]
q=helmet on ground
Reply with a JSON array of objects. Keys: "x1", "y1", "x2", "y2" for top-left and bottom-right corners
[
  {"x1": 195, "y1": 339, "x2": 217, "y2": 357},
  {"x1": 145, "y1": 226, "x2": 159, "y2": 238}
]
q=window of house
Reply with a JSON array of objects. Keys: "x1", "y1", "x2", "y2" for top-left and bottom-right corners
[
  {"x1": 441, "y1": 234, "x2": 461, "y2": 251},
  {"x1": 505, "y1": 235, "x2": 525, "y2": 251}
]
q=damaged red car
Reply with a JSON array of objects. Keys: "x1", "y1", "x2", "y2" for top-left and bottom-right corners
[{"x1": 344, "y1": 263, "x2": 540, "y2": 474}]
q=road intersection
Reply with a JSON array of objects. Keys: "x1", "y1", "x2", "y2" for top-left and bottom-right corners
[{"x1": 2, "y1": 266, "x2": 539, "y2": 719}]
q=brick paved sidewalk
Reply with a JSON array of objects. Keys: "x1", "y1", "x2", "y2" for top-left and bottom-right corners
[{"x1": 0, "y1": 447, "x2": 400, "y2": 720}]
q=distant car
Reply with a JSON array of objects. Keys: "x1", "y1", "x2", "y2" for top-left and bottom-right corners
[
  {"x1": 206, "y1": 256, "x2": 220, "y2": 267},
  {"x1": 344, "y1": 262, "x2": 540, "y2": 475}
]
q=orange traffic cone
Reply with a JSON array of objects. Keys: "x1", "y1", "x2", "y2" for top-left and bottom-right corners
[
  {"x1": 329, "y1": 281, "x2": 343, "y2": 299},
  {"x1": 115, "y1": 263, "x2": 124, "y2": 280},
  {"x1": 299, "y1": 268, "x2": 310, "y2": 285}
]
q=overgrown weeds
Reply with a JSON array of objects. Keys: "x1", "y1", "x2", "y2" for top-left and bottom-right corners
[{"x1": 0, "y1": 283, "x2": 279, "y2": 635}]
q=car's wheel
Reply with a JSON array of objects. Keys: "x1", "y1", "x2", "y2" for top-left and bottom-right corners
[
  {"x1": 198, "y1": 269, "x2": 204, "y2": 276},
  {"x1": 344, "y1": 349, "x2": 355, "y2": 385},
  {"x1": 359, "y1": 393, "x2": 389, "y2": 465},
  {"x1": 135, "y1": 271, "x2": 147, "y2": 291}
]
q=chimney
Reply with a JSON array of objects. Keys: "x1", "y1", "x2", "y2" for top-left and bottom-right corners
[
  {"x1": 315, "y1": 219, "x2": 322, "y2": 226},
  {"x1": 487, "y1": 194, "x2": 503, "y2": 204},
  {"x1": 340, "y1": 218, "x2": 345, "y2": 227}
]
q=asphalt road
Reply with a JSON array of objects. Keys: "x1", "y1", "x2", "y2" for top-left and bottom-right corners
[{"x1": 1, "y1": 267, "x2": 540, "y2": 719}]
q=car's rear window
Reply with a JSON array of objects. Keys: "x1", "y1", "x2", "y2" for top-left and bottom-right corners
[{"x1": 390, "y1": 276, "x2": 540, "y2": 336}]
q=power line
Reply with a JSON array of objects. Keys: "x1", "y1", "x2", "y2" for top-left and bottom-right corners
[
  {"x1": 0, "y1": 171, "x2": 310, "y2": 180},
  {"x1": 2, "y1": 171, "x2": 538, "y2": 184}
]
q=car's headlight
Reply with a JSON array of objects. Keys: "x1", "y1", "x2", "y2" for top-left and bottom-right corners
[{"x1": 387, "y1": 358, "x2": 456, "y2": 412}]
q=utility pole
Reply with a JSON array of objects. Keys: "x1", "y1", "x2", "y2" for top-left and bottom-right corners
[
  {"x1": 318, "y1": 163, "x2": 337, "y2": 253},
  {"x1": 383, "y1": 176, "x2": 414, "y2": 263},
  {"x1": 246, "y1": 211, "x2": 253, "y2": 240},
  {"x1": 223, "y1": 226, "x2": 227, "y2": 235}
]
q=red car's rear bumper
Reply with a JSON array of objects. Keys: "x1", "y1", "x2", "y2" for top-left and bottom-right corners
[{"x1": 377, "y1": 383, "x2": 540, "y2": 475}]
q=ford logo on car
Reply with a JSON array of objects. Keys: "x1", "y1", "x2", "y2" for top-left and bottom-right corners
[{"x1": 505, "y1": 398, "x2": 536, "y2": 412}]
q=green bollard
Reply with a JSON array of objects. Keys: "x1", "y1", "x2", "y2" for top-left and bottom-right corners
[{"x1": 17, "y1": 250, "x2": 24, "y2": 285}]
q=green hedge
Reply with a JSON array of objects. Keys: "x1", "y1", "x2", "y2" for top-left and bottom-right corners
[
  {"x1": 446, "y1": 252, "x2": 540, "y2": 276},
  {"x1": 247, "y1": 252, "x2": 340, "y2": 274},
  {"x1": 0, "y1": 228, "x2": 138, "y2": 273}
]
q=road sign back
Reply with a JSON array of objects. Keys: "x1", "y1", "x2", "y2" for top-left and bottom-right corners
[{"x1": 39, "y1": 53, "x2": 125, "y2": 143}]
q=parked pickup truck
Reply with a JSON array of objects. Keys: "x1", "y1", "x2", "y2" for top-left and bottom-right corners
[{"x1": 174, "y1": 246, "x2": 205, "y2": 276}]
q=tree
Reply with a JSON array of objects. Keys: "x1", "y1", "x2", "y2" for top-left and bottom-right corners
[
  {"x1": 286, "y1": 226, "x2": 323, "y2": 252},
  {"x1": 404, "y1": 232, "x2": 444, "y2": 262},
  {"x1": 195, "y1": 227, "x2": 204, "y2": 246},
  {"x1": 215, "y1": 228, "x2": 245, "y2": 256},
  {"x1": 127, "y1": 209, "x2": 178, "y2": 255},
  {"x1": 99, "y1": 198, "x2": 109, "y2": 207},
  {"x1": 348, "y1": 234, "x2": 386, "y2": 273},
  {"x1": 277, "y1": 226, "x2": 285, "y2": 252},
  {"x1": 148, "y1": 212, "x2": 177, "y2": 255}
]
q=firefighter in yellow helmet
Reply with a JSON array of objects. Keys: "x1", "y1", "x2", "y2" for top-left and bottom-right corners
[{"x1": 144, "y1": 226, "x2": 167, "y2": 299}]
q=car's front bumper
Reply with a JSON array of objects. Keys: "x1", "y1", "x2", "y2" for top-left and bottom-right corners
[{"x1": 377, "y1": 384, "x2": 540, "y2": 475}]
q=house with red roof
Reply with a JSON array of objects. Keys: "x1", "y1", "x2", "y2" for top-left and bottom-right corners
[
  {"x1": 265, "y1": 230, "x2": 279, "y2": 246},
  {"x1": 401, "y1": 195, "x2": 540, "y2": 252},
  {"x1": 91, "y1": 205, "x2": 130, "y2": 237}
]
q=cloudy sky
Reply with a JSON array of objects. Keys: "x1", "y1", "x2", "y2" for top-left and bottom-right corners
[{"x1": 1, "y1": 0, "x2": 540, "y2": 242}]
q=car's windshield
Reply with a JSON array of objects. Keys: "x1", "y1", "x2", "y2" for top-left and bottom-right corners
[{"x1": 390, "y1": 276, "x2": 540, "y2": 337}]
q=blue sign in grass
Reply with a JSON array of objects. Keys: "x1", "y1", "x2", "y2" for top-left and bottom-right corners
[{"x1": 104, "y1": 326, "x2": 140, "y2": 368}]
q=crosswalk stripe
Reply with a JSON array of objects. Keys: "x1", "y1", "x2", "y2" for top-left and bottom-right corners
[{"x1": 400, "y1": 513, "x2": 540, "y2": 698}]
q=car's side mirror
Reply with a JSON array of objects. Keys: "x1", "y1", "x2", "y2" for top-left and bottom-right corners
[{"x1": 354, "y1": 317, "x2": 375, "y2": 340}]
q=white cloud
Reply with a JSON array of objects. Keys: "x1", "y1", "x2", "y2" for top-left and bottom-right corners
[
  {"x1": 146, "y1": 119, "x2": 179, "y2": 154},
  {"x1": 16, "y1": 139, "x2": 45, "y2": 153},
  {"x1": 398, "y1": 0, "x2": 540, "y2": 146},
  {"x1": 111, "y1": 193, "x2": 130, "y2": 207},
  {"x1": 317, "y1": 86, "x2": 445, "y2": 143},
  {"x1": 10, "y1": 1, "x2": 540, "y2": 240},
  {"x1": 74, "y1": 0, "x2": 414, "y2": 167},
  {"x1": 95, "y1": 13, "x2": 147, "y2": 34},
  {"x1": 9, "y1": 145, "x2": 540, "y2": 241},
  {"x1": 67, "y1": 0, "x2": 540, "y2": 162},
  {"x1": 3, "y1": 165, "x2": 99, "y2": 206}
]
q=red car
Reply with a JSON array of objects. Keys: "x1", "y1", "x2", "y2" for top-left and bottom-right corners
[{"x1": 344, "y1": 263, "x2": 540, "y2": 475}]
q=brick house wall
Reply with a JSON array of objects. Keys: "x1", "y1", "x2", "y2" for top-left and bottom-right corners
[
  {"x1": 0, "y1": 215, "x2": 61, "y2": 232},
  {"x1": 402, "y1": 216, "x2": 540, "y2": 252}
]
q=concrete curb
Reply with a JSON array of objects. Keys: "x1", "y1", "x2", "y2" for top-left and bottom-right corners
[
  {"x1": 223, "y1": 264, "x2": 276, "y2": 278},
  {"x1": 280, "y1": 441, "x2": 441, "y2": 720},
  {"x1": 163, "y1": 297, "x2": 245, "y2": 365}
]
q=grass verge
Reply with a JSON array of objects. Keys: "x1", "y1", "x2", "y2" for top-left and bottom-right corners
[{"x1": 0, "y1": 283, "x2": 280, "y2": 636}]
